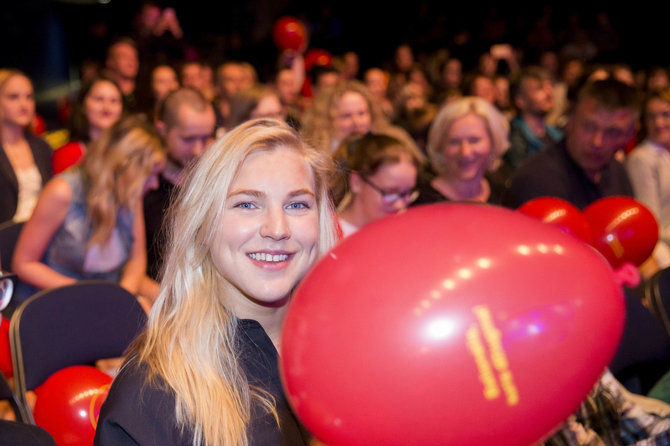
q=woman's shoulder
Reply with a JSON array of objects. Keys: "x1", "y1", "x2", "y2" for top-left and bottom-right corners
[{"x1": 94, "y1": 357, "x2": 188, "y2": 446}]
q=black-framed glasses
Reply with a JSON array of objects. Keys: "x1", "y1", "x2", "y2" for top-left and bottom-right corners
[{"x1": 359, "y1": 175, "x2": 419, "y2": 204}]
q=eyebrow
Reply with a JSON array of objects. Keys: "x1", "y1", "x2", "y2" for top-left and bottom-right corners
[{"x1": 227, "y1": 188, "x2": 316, "y2": 199}]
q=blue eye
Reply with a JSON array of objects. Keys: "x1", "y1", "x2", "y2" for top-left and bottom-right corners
[
  {"x1": 287, "y1": 202, "x2": 310, "y2": 210},
  {"x1": 234, "y1": 202, "x2": 256, "y2": 209}
]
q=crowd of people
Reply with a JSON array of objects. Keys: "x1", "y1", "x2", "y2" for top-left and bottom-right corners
[{"x1": 3, "y1": 3, "x2": 670, "y2": 445}]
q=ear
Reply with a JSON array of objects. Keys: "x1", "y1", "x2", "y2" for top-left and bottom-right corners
[
  {"x1": 349, "y1": 172, "x2": 363, "y2": 194},
  {"x1": 155, "y1": 120, "x2": 167, "y2": 138}
]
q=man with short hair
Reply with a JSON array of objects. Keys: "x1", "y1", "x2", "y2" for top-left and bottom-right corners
[
  {"x1": 505, "y1": 66, "x2": 564, "y2": 171},
  {"x1": 144, "y1": 88, "x2": 216, "y2": 281},
  {"x1": 104, "y1": 38, "x2": 140, "y2": 111},
  {"x1": 505, "y1": 79, "x2": 638, "y2": 209}
]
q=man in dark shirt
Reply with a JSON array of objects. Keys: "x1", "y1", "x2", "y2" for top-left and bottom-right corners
[
  {"x1": 505, "y1": 78, "x2": 639, "y2": 209},
  {"x1": 144, "y1": 88, "x2": 216, "y2": 282}
]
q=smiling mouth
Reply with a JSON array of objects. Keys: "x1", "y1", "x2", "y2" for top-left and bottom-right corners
[{"x1": 248, "y1": 252, "x2": 290, "y2": 262}]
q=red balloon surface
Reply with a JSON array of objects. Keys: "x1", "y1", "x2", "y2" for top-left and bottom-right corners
[
  {"x1": 304, "y1": 49, "x2": 333, "y2": 71},
  {"x1": 583, "y1": 196, "x2": 659, "y2": 268},
  {"x1": 281, "y1": 204, "x2": 625, "y2": 446},
  {"x1": 0, "y1": 317, "x2": 11, "y2": 378},
  {"x1": 273, "y1": 16, "x2": 307, "y2": 51},
  {"x1": 34, "y1": 365, "x2": 112, "y2": 446},
  {"x1": 518, "y1": 197, "x2": 593, "y2": 244}
]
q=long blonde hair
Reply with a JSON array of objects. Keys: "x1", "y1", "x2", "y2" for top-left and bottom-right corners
[
  {"x1": 83, "y1": 114, "x2": 164, "y2": 245},
  {"x1": 135, "y1": 118, "x2": 338, "y2": 446}
]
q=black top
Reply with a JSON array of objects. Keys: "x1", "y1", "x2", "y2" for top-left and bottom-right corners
[
  {"x1": 503, "y1": 141, "x2": 634, "y2": 209},
  {"x1": 143, "y1": 174, "x2": 175, "y2": 281},
  {"x1": 412, "y1": 166, "x2": 504, "y2": 206},
  {"x1": 93, "y1": 319, "x2": 309, "y2": 446},
  {"x1": 0, "y1": 132, "x2": 53, "y2": 224}
]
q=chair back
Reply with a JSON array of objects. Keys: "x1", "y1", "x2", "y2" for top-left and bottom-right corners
[
  {"x1": 9, "y1": 280, "x2": 147, "y2": 423},
  {"x1": 0, "y1": 370, "x2": 29, "y2": 423},
  {"x1": 0, "y1": 221, "x2": 24, "y2": 271},
  {"x1": 647, "y1": 266, "x2": 670, "y2": 337}
]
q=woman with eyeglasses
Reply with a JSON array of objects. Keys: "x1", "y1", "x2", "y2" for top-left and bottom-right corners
[
  {"x1": 413, "y1": 96, "x2": 509, "y2": 205},
  {"x1": 12, "y1": 115, "x2": 165, "y2": 307},
  {"x1": 331, "y1": 132, "x2": 424, "y2": 237},
  {"x1": 626, "y1": 87, "x2": 670, "y2": 270}
]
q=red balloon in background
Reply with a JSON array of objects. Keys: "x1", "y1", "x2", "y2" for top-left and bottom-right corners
[
  {"x1": 518, "y1": 197, "x2": 593, "y2": 244},
  {"x1": 304, "y1": 49, "x2": 333, "y2": 72},
  {"x1": 583, "y1": 196, "x2": 659, "y2": 269},
  {"x1": 0, "y1": 317, "x2": 12, "y2": 378},
  {"x1": 281, "y1": 204, "x2": 625, "y2": 446},
  {"x1": 273, "y1": 17, "x2": 307, "y2": 51},
  {"x1": 34, "y1": 366, "x2": 112, "y2": 446},
  {"x1": 52, "y1": 142, "x2": 85, "y2": 174}
]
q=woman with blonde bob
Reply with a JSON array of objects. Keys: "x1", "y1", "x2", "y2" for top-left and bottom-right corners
[
  {"x1": 94, "y1": 118, "x2": 339, "y2": 446},
  {"x1": 12, "y1": 114, "x2": 165, "y2": 305},
  {"x1": 302, "y1": 79, "x2": 402, "y2": 152},
  {"x1": 414, "y1": 96, "x2": 509, "y2": 205}
]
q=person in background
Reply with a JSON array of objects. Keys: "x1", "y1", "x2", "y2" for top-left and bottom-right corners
[
  {"x1": 414, "y1": 96, "x2": 509, "y2": 205},
  {"x1": 227, "y1": 85, "x2": 284, "y2": 130},
  {"x1": 53, "y1": 75, "x2": 124, "y2": 174},
  {"x1": 626, "y1": 87, "x2": 670, "y2": 271},
  {"x1": 104, "y1": 38, "x2": 140, "y2": 112},
  {"x1": 12, "y1": 115, "x2": 165, "y2": 308},
  {"x1": 144, "y1": 88, "x2": 216, "y2": 282},
  {"x1": 332, "y1": 132, "x2": 424, "y2": 237},
  {"x1": 0, "y1": 69, "x2": 52, "y2": 224}
]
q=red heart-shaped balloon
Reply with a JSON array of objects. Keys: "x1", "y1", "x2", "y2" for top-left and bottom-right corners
[{"x1": 281, "y1": 203, "x2": 624, "y2": 446}]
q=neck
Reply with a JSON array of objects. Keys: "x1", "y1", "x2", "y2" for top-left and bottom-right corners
[
  {"x1": 230, "y1": 293, "x2": 289, "y2": 350},
  {"x1": 2, "y1": 124, "x2": 25, "y2": 144},
  {"x1": 432, "y1": 176, "x2": 489, "y2": 202},
  {"x1": 162, "y1": 161, "x2": 183, "y2": 185},
  {"x1": 339, "y1": 198, "x2": 369, "y2": 229},
  {"x1": 89, "y1": 127, "x2": 103, "y2": 142},
  {"x1": 521, "y1": 112, "x2": 547, "y2": 137}
]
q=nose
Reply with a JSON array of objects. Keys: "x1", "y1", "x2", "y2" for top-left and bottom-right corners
[
  {"x1": 389, "y1": 196, "x2": 407, "y2": 212},
  {"x1": 260, "y1": 206, "x2": 291, "y2": 240},
  {"x1": 590, "y1": 129, "x2": 604, "y2": 148},
  {"x1": 460, "y1": 141, "x2": 473, "y2": 157},
  {"x1": 192, "y1": 139, "x2": 206, "y2": 158}
]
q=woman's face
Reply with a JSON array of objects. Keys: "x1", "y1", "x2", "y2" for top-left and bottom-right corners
[
  {"x1": 151, "y1": 66, "x2": 179, "y2": 102},
  {"x1": 441, "y1": 112, "x2": 492, "y2": 182},
  {"x1": 85, "y1": 80, "x2": 123, "y2": 135},
  {"x1": 0, "y1": 75, "x2": 34, "y2": 129},
  {"x1": 646, "y1": 98, "x2": 670, "y2": 148},
  {"x1": 209, "y1": 147, "x2": 320, "y2": 306},
  {"x1": 250, "y1": 94, "x2": 284, "y2": 121},
  {"x1": 332, "y1": 91, "x2": 372, "y2": 142},
  {"x1": 351, "y1": 153, "x2": 418, "y2": 225}
]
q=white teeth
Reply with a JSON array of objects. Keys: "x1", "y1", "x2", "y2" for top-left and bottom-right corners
[{"x1": 248, "y1": 253, "x2": 289, "y2": 262}]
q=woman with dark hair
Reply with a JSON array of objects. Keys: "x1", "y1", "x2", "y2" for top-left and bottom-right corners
[{"x1": 52, "y1": 75, "x2": 124, "y2": 174}]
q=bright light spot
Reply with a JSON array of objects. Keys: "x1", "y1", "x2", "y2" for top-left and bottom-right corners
[
  {"x1": 606, "y1": 234, "x2": 615, "y2": 242},
  {"x1": 426, "y1": 318, "x2": 457, "y2": 340},
  {"x1": 477, "y1": 257, "x2": 491, "y2": 269},
  {"x1": 442, "y1": 279, "x2": 455, "y2": 290},
  {"x1": 421, "y1": 299, "x2": 431, "y2": 309},
  {"x1": 517, "y1": 245, "x2": 531, "y2": 256},
  {"x1": 430, "y1": 290, "x2": 441, "y2": 300},
  {"x1": 537, "y1": 244, "x2": 549, "y2": 254},
  {"x1": 79, "y1": 409, "x2": 87, "y2": 418},
  {"x1": 527, "y1": 324, "x2": 541, "y2": 335},
  {"x1": 553, "y1": 245, "x2": 564, "y2": 255},
  {"x1": 458, "y1": 268, "x2": 472, "y2": 279}
]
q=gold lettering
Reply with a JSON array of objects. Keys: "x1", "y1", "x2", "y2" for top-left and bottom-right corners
[{"x1": 466, "y1": 325, "x2": 500, "y2": 400}]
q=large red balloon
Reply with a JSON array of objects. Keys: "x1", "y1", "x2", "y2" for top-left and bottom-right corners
[
  {"x1": 518, "y1": 197, "x2": 592, "y2": 244},
  {"x1": 34, "y1": 366, "x2": 112, "y2": 446},
  {"x1": 273, "y1": 17, "x2": 307, "y2": 51},
  {"x1": 282, "y1": 203, "x2": 624, "y2": 446},
  {"x1": 583, "y1": 196, "x2": 659, "y2": 268}
]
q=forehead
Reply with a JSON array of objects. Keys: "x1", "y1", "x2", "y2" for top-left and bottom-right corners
[
  {"x1": 235, "y1": 146, "x2": 315, "y2": 187},
  {"x1": 3, "y1": 75, "x2": 31, "y2": 92},
  {"x1": 574, "y1": 97, "x2": 635, "y2": 127},
  {"x1": 335, "y1": 91, "x2": 367, "y2": 109},
  {"x1": 172, "y1": 104, "x2": 215, "y2": 131},
  {"x1": 647, "y1": 97, "x2": 670, "y2": 111},
  {"x1": 89, "y1": 80, "x2": 120, "y2": 96},
  {"x1": 112, "y1": 43, "x2": 136, "y2": 57},
  {"x1": 153, "y1": 67, "x2": 176, "y2": 80}
]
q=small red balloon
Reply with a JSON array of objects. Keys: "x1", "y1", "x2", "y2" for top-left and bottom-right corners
[
  {"x1": 282, "y1": 204, "x2": 624, "y2": 446},
  {"x1": 518, "y1": 197, "x2": 592, "y2": 244},
  {"x1": 583, "y1": 196, "x2": 659, "y2": 268},
  {"x1": 34, "y1": 366, "x2": 112, "y2": 446},
  {"x1": 304, "y1": 49, "x2": 333, "y2": 72},
  {"x1": 273, "y1": 16, "x2": 307, "y2": 51},
  {"x1": 52, "y1": 142, "x2": 85, "y2": 174},
  {"x1": 0, "y1": 317, "x2": 12, "y2": 378}
]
